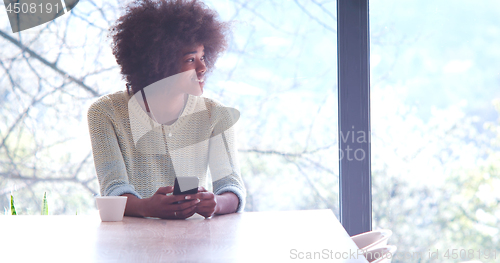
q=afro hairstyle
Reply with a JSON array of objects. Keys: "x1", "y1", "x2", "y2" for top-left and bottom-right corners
[{"x1": 109, "y1": 0, "x2": 230, "y2": 94}]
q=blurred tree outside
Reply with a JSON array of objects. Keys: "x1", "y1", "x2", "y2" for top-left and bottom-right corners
[{"x1": 0, "y1": 0, "x2": 123, "y2": 214}]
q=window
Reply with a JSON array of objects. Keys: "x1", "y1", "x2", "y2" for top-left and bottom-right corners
[
  {"x1": 203, "y1": 0, "x2": 340, "y2": 214},
  {"x1": 1, "y1": 0, "x2": 340, "y2": 217},
  {"x1": 371, "y1": 1, "x2": 500, "y2": 262}
]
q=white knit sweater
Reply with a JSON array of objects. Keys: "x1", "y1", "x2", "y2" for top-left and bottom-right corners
[{"x1": 87, "y1": 90, "x2": 246, "y2": 212}]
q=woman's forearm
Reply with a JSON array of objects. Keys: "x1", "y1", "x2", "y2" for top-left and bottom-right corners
[
  {"x1": 122, "y1": 191, "x2": 238, "y2": 218},
  {"x1": 121, "y1": 193, "x2": 148, "y2": 217},
  {"x1": 215, "y1": 192, "x2": 239, "y2": 215}
]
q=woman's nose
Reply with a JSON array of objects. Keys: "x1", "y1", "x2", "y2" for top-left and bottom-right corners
[{"x1": 196, "y1": 61, "x2": 207, "y2": 75}]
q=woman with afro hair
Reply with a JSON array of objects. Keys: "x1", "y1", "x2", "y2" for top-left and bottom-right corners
[{"x1": 87, "y1": 0, "x2": 246, "y2": 219}]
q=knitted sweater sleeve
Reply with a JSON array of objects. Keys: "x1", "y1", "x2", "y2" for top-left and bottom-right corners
[
  {"x1": 87, "y1": 97, "x2": 142, "y2": 198},
  {"x1": 207, "y1": 101, "x2": 246, "y2": 212}
]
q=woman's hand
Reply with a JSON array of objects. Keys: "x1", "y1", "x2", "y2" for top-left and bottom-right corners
[
  {"x1": 143, "y1": 186, "x2": 201, "y2": 219},
  {"x1": 194, "y1": 187, "x2": 218, "y2": 218},
  {"x1": 123, "y1": 186, "x2": 238, "y2": 219}
]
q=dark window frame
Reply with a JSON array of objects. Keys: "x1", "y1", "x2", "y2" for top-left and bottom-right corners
[{"x1": 337, "y1": 0, "x2": 372, "y2": 236}]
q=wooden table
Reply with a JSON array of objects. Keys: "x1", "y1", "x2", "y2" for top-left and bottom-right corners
[{"x1": 0, "y1": 209, "x2": 368, "y2": 262}]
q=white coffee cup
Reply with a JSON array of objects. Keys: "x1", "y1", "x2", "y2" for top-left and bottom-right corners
[{"x1": 95, "y1": 196, "x2": 128, "y2": 222}]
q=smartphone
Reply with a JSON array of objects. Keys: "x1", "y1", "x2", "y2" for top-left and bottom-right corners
[{"x1": 173, "y1": 177, "x2": 199, "y2": 195}]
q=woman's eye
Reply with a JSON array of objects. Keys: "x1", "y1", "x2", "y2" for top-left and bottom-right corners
[
  {"x1": 186, "y1": 58, "x2": 194, "y2": 62},
  {"x1": 201, "y1": 56, "x2": 205, "y2": 61}
]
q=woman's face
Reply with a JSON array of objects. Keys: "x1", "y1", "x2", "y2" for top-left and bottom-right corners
[{"x1": 179, "y1": 45, "x2": 207, "y2": 95}]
